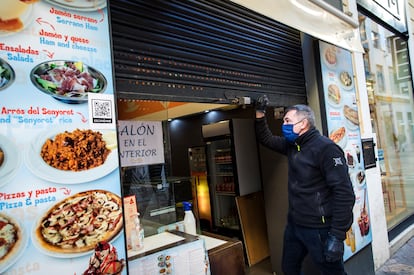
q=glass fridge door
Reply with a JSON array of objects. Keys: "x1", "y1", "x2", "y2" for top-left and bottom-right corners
[{"x1": 206, "y1": 138, "x2": 240, "y2": 232}]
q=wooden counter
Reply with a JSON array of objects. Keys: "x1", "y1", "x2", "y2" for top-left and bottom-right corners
[
  {"x1": 127, "y1": 231, "x2": 245, "y2": 274},
  {"x1": 201, "y1": 232, "x2": 246, "y2": 275}
]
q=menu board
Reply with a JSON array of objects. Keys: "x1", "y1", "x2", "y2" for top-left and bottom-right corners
[
  {"x1": 0, "y1": 1, "x2": 126, "y2": 274},
  {"x1": 319, "y1": 41, "x2": 372, "y2": 261}
]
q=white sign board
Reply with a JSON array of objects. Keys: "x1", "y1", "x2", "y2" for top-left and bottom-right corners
[
  {"x1": 374, "y1": 0, "x2": 401, "y2": 19},
  {"x1": 118, "y1": 120, "x2": 165, "y2": 167}
]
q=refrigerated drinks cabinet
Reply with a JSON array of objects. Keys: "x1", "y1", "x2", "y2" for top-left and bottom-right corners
[{"x1": 201, "y1": 119, "x2": 262, "y2": 237}]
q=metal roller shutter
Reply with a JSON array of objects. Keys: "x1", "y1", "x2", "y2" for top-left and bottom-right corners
[{"x1": 110, "y1": 0, "x2": 306, "y2": 105}]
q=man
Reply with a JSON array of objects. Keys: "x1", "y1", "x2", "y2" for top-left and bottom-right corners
[{"x1": 255, "y1": 95, "x2": 355, "y2": 275}]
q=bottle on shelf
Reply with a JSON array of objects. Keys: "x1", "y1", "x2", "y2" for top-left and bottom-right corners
[
  {"x1": 130, "y1": 213, "x2": 144, "y2": 251},
  {"x1": 182, "y1": 201, "x2": 197, "y2": 235}
]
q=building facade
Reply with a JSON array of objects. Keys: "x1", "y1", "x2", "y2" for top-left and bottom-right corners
[{"x1": 111, "y1": 0, "x2": 414, "y2": 273}]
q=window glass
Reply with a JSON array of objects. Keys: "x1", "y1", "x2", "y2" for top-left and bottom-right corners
[
  {"x1": 117, "y1": 100, "x2": 238, "y2": 236},
  {"x1": 388, "y1": 67, "x2": 395, "y2": 94},
  {"x1": 376, "y1": 65, "x2": 385, "y2": 93},
  {"x1": 371, "y1": 31, "x2": 380, "y2": 49},
  {"x1": 322, "y1": 0, "x2": 343, "y2": 10},
  {"x1": 359, "y1": 12, "x2": 414, "y2": 229}
]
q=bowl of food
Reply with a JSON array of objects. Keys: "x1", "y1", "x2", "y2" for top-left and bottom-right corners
[
  {"x1": 0, "y1": 58, "x2": 15, "y2": 91},
  {"x1": 30, "y1": 60, "x2": 107, "y2": 104},
  {"x1": 339, "y1": 71, "x2": 353, "y2": 90}
]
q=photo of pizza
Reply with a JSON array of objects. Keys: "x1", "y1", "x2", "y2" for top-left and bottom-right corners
[
  {"x1": 0, "y1": 213, "x2": 28, "y2": 273},
  {"x1": 33, "y1": 190, "x2": 123, "y2": 257}
]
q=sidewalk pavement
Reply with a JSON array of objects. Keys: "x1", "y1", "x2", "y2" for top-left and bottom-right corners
[{"x1": 375, "y1": 236, "x2": 414, "y2": 275}]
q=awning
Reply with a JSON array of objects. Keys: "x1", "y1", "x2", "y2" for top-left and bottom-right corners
[{"x1": 230, "y1": 0, "x2": 364, "y2": 52}]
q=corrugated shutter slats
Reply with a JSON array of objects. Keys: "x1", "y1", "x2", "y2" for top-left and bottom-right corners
[{"x1": 110, "y1": 0, "x2": 306, "y2": 105}]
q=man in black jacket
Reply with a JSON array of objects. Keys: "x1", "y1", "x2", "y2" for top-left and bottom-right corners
[{"x1": 255, "y1": 96, "x2": 355, "y2": 275}]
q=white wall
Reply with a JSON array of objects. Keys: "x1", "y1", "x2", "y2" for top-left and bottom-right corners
[{"x1": 349, "y1": 0, "x2": 391, "y2": 268}]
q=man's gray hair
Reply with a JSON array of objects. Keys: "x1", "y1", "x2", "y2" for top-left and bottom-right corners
[{"x1": 285, "y1": 104, "x2": 316, "y2": 128}]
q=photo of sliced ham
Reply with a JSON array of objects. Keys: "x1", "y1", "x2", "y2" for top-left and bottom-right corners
[{"x1": 30, "y1": 60, "x2": 107, "y2": 104}]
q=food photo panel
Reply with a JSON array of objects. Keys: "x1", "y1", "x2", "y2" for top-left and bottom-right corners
[
  {"x1": 319, "y1": 40, "x2": 372, "y2": 261},
  {"x1": 0, "y1": 1, "x2": 126, "y2": 274}
]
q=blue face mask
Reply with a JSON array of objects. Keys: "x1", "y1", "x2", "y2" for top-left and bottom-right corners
[{"x1": 282, "y1": 124, "x2": 299, "y2": 144}]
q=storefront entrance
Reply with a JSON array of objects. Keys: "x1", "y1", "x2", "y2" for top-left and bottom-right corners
[{"x1": 117, "y1": 99, "x2": 270, "y2": 267}]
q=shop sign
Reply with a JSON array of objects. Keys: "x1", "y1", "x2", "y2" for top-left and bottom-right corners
[
  {"x1": 374, "y1": 0, "x2": 401, "y2": 19},
  {"x1": 357, "y1": 0, "x2": 407, "y2": 34}
]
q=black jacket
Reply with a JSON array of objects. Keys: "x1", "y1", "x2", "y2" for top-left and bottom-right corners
[{"x1": 256, "y1": 117, "x2": 355, "y2": 240}]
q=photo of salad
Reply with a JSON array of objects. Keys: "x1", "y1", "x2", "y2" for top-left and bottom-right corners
[
  {"x1": 30, "y1": 60, "x2": 107, "y2": 104},
  {"x1": 0, "y1": 58, "x2": 15, "y2": 91}
]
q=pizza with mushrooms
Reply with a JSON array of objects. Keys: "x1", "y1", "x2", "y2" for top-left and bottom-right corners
[
  {"x1": 34, "y1": 190, "x2": 123, "y2": 254},
  {"x1": 0, "y1": 213, "x2": 23, "y2": 266}
]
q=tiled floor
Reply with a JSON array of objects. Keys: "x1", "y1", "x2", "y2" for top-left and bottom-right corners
[
  {"x1": 245, "y1": 258, "x2": 274, "y2": 275},
  {"x1": 375, "y1": 237, "x2": 414, "y2": 275},
  {"x1": 244, "y1": 237, "x2": 414, "y2": 275}
]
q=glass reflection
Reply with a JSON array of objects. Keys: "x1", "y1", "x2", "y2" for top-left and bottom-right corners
[{"x1": 359, "y1": 13, "x2": 414, "y2": 229}]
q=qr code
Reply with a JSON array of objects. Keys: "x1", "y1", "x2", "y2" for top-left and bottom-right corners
[{"x1": 92, "y1": 99, "x2": 112, "y2": 118}]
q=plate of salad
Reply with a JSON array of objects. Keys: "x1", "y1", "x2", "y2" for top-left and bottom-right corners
[
  {"x1": 0, "y1": 58, "x2": 15, "y2": 91},
  {"x1": 30, "y1": 60, "x2": 107, "y2": 104}
]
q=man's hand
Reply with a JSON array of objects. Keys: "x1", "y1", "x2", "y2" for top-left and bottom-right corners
[
  {"x1": 255, "y1": 95, "x2": 269, "y2": 114},
  {"x1": 324, "y1": 233, "x2": 344, "y2": 262}
]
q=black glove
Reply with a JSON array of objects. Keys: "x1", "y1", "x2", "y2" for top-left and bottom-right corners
[
  {"x1": 255, "y1": 95, "x2": 269, "y2": 113},
  {"x1": 324, "y1": 233, "x2": 344, "y2": 262}
]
